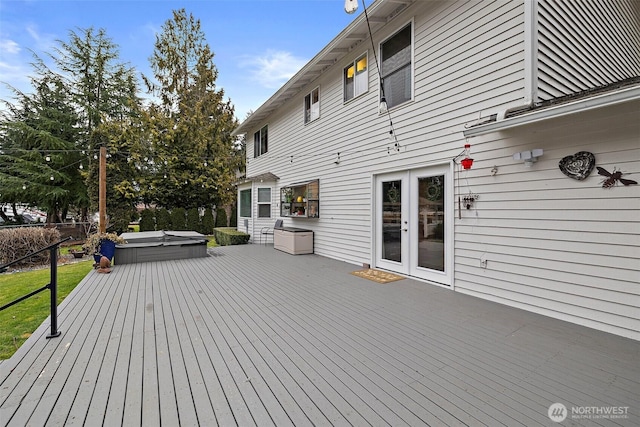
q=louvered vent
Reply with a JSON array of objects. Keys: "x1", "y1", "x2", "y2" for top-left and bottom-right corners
[{"x1": 537, "y1": 0, "x2": 640, "y2": 102}]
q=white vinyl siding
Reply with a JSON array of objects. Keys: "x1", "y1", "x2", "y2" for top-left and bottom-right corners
[
  {"x1": 247, "y1": 0, "x2": 523, "y2": 268},
  {"x1": 242, "y1": 0, "x2": 639, "y2": 339},
  {"x1": 537, "y1": 0, "x2": 640, "y2": 101},
  {"x1": 454, "y1": 102, "x2": 639, "y2": 340}
]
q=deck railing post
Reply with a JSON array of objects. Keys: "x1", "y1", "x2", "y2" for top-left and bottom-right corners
[{"x1": 46, "y1": 246, "x2": 61, "y2": 338}]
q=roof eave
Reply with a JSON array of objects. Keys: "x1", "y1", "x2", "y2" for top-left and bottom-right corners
[
  {"x1": 232, "y1": 0, "x2": 413, "y2": 136},
  {"x1": 463, "y1": 85, "x2": 640, "y2": 138}
]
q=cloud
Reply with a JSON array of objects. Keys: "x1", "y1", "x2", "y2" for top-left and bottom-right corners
[
  {"x1": 241, "y1": 50, "x2": 307, "y2": 89},
  {"x1": 0, "y1": 38, "x2": 20, "y2": 54}
]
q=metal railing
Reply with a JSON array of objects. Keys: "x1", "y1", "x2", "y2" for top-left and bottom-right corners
[{"x1": 0, "y1": 236, "x2": 72, "y2": 338}]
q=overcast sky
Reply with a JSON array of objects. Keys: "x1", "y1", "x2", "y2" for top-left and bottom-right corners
[{"x1": 0, "y1": 0, "x2": 360, "y2": 121}]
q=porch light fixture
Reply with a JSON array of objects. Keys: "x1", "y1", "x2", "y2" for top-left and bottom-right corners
[
  {"x1": 513, "y1": 149, "x2": 543, "y2": 167},
  {"x1": 344, "y1": 0, "x2": 358, "y2": 14}
]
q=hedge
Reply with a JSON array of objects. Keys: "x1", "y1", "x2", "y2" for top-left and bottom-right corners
[
  {"x1": 213, "y1": 227, "x2": 250, "y2": 246},
  {"x1": 0, "y1": 227, "x2": 62, "y2": 268}
]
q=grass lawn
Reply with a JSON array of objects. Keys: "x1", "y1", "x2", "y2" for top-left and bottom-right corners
[{"x1": 0, "y1": 261, "x2": 93, "y2": 360}]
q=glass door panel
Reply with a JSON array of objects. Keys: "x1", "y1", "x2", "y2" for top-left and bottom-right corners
[
  {"x1": 416, "y1": 175, "x2": 445, "y2": 271},
  {"x1": 382, "y1": 180, "x2": 402, "y2": 262}
]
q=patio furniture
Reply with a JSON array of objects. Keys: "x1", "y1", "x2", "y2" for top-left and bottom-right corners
[{"x1": 260, "y1": 219, "x2": 283, "y2": 244}]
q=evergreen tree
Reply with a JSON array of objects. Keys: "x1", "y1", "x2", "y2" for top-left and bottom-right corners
[
  {"x1": 170, "y1": 207, "x2": 186, "y2": 230},
  {"x1": 155, "y1": 207, "x2": 171, "y2": 230},
  {"x1": 201, "y1": 208, "x2": 214, "y2": 235},
  {"x1": 0, "y1": 70, "x2": 84, "y2": 222},
  {"x1": 229, "y1": 203, "x2": 238, "y2": 227},
  {"x1": 186, "y1": 207, "x2": 200, "y2": 232},
  {"x1": 215, "y1": 207, "x2": 227, "y2": 228},
  {"x1": 139, "y1": 208, "x2": 155, "y2": 232},
  {"x1": 143, "y1": 9, "x2": 239, "y2": 210}
]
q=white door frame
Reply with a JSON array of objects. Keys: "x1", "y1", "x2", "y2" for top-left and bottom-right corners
[
  {"x1": 373, "y1": 163, "x2": 454, "y2": 287},
  {"x1": 374, "y1": 171, "x2": 410, "y2": 274}
]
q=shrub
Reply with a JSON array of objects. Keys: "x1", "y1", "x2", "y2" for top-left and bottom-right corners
[
  {"x1": 215, "y1": 207, "x2": 228, "y2": 227},
  {"x1": 201, "y1": 209, "x2": 214, "y2": 235},
  {"x1": 170, "y1": 208, "x2": 186, "y2": 231},
  {"x1": 155, "y1": 208, "x2": 171, "y2": 230},
  {"x1": 213, "y1": 227, "x2": 250, "y2": 246},
  {"x1": 0, "y1": 227, "x2": 62, "y2": 268},
  {"x1": 139, "y1": 209, "x2": 155, "y2": 232},
  {"x1": 186, "y1": 208, "x2": 200, "y2": 232}
]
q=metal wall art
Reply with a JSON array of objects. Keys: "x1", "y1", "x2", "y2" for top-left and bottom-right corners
[
  {"x1": 596, "y1": 167, "x2": 638, "y2": 188},
  {"x1": 558, "y1": 151, "x2": 595, "y2": 180}
]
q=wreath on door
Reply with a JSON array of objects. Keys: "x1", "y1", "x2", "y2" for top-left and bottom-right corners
[
  {"x1": 387, "y1": 185, "x2": 400, "y2": 203},
  {"x1": 425, "y1": 178, "x2": 442, "y2": 201}
]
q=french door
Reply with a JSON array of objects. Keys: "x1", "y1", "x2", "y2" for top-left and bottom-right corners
[{"x1": 375, "y1": 164, "x2": 452, "y2": 286}]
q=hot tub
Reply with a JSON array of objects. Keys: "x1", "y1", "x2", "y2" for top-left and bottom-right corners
[{"x1": 115, "y1": 231, "x2": 208, "y2": 264}]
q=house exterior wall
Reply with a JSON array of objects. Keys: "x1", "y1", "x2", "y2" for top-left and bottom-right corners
[
  {"x1": 459, "y1": 101, "x2": 640, "y2": 340},
  {"x1": 237, "y1": 0, "x2": 639, "y2": 339},
  {"x1": 537, "y1": 0, "x2": 640, "y2": 101},
  {"x1": 244, "y1": 0, "x2": 526, "y2": 265}
]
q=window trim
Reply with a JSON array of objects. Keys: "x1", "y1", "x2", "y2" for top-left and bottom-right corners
[
  {"x1": 379, "y1": 20, "x2": 414, "y2": 110},
  {"x1": 253, "y1": 124, "x2": 268, "y2": 158},
  {"x1": 304, "y1": 86, "x2": 320, "y2": 124},
  {"x1": 343, "y1": 51, "x2": 369, "y2": 103},
  {"x1": 257, "y1": 187, "x2": 272, "y2": 218}
]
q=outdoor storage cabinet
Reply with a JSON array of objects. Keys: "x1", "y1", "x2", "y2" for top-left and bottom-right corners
[{"x1": 273, "y1": 227, "x2": 313, "y2": 255}]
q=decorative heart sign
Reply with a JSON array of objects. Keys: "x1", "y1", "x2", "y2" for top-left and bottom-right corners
[{"x1": 558, "y1": 151, "x2": 596, "y2": 180}]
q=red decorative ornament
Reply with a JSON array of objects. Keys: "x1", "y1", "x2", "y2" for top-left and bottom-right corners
[{"x1": 460, "y1": 143, "x2": 473, "y2": 169}]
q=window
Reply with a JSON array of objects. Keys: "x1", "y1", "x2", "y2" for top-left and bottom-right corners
[
  {"x1": 240, "y1": 189, "x2": 252, "y2": 217},
  {"x1": 344, "y1": 53, "x2": 368, "y2": 102},
  {"x1": 257, "y1": 188, "x2": 271, "y2": 218},
  {"x1": 253, "y1": 125, "x2": 268, "y2": 157},
  {"x1": 304, "y1": 87, "x2": 320, "y2": 123},
  {"x1": 381, "y1": 23, "x2": 412, "y2": 109}
]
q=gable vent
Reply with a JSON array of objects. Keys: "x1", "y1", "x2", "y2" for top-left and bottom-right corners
[{"x1": 537, "y1": 0, "x2": 640, "y2": 102}]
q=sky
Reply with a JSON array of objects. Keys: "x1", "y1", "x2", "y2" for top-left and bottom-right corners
[{"x1": 0, "y1": 0, "x2": 360, "y2": 121}]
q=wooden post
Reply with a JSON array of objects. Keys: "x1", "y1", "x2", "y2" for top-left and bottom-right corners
[{"x1": 99, "y1": 146, "x2": 107, "y2": 233}]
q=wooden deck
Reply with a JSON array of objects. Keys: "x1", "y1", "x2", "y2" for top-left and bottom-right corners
[{"x1": 1, "y1": 244, "x2": 638, "y2": 426}]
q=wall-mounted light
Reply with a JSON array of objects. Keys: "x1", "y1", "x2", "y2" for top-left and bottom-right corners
[
  {"x1": 513, "y1": 149, "x2": 543, "y2": 167},
  {"x1": 344, "y1": 0, "x2": 358, "y2": 14}
]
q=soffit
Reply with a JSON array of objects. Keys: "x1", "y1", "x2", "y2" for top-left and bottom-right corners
[{"x1": 232, "y1": 0, "x2": 414, "y2": 136}]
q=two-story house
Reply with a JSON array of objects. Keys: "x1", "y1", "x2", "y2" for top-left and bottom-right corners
[{"x1": 232, "y1": 0, "x2": 639, "y2": 340}]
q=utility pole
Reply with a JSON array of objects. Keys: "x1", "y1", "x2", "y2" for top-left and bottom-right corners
[{"x1": 99, "y1": 146, "x2": 106, "y2": 233}]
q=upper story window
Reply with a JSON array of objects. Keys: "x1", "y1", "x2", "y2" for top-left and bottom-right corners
[
  {"x1": 344, "y1": 53, "x2": 368, "y2": 102},
  {"x1": 304, "y1": 87, "x2": 320, "y2": 124},
  {"x1": 253, "y1": 125, "x2": 268, "y2": 157},
  {"x1": 381, "y1": 23, "x2": 413, "y2": 109}
]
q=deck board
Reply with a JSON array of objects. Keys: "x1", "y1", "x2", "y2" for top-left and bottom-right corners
[{"x1": 2, "y1": 244, "x2": 639, "y2": 426}]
